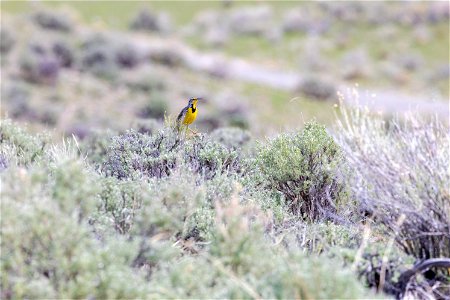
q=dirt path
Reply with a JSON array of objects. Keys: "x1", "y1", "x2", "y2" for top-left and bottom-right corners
[
  {"x1": 337, "y1": 87, "x2": 449, "y2": 118},
  {"x1": 130, "y1": 33, "x2": 449, "y2": 118}
]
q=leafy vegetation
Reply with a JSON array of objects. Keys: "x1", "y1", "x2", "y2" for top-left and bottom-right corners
[
  {"x1": 253, "y1": 121, "x2": 347, "y2": 222},
  {"x1": 1, "y1": 2, "x2": 448, "y2": 299},
  {"x1": 0, "y1": 119, "x2": 370, "y2": 299},
  {"x1": 2, "y1": 107, "x2": 448, "y2": 298},
  {"x1": 101, "y1": 128, "x2": 242, "y2": 180}
]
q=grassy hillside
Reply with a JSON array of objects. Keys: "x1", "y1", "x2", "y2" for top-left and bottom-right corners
[
  {"x1": 3, "y1": 1, "x2": 448, "y2": 97},
  {"x1": 1, "y1": 3, "x2": 448, "y2": 139},
  {"x1": 1, "y1": 2, "x2": 449, "y2": 299}
]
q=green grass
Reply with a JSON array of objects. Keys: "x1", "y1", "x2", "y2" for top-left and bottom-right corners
[
  {"x1": 1, "y1": 0, "x2": 448, "y2": 137},
  {"x1": 1, "y1": 0, "x2": 218, "y2": 28},
  {"x1": 3, "y1": 1, "x2": 447, "y2": 97},
  {"x1": 3, "y1": 0, "x2": 447, "y2": 64},
  {"x1": 1, "y1": 0, "x2": 300, "y2": 28},
  {"x1": 241, "y1": 83, "x2": 336, "y2": 133},
  {"x1": 411, "y1": 23, "x2": 449, "y2": 64},
  {"x1": 164, "y1": 66, "x2": 337, "y2": 135},
  {"x1": 322, "y1": 22, "x2": 449, "y2": 64}
]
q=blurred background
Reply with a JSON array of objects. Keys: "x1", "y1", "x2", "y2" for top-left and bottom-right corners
[{"x1": 1, "y1": 1, "x2": 449, "y2": 138}]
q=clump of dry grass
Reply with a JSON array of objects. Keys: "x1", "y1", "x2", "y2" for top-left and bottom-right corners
[
  {"x1": 336, "y1": 94, "x2": 449, "y2": 259},
  {"x1": 336, "y1": 91, "x2": 450, "y2": 298}
]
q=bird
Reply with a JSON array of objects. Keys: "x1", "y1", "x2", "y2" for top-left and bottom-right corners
[{"x1": 176, "y1": 97, "x2": 202, "y2": 134}]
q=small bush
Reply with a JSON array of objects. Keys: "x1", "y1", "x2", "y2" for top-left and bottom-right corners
[
  {"x1": 1, "y1": 82, "x2": 32, "y2": 119},
  {"x1": 50, "y1": 160, "x2": 100, "y2": 219},
  {"x1": 52, "y1": 39, "x2": 75, "y2": 68},
  {"x1": 210, "y1": 127, "x2": 251, "y2": 150},
  {"x1": 298, "y1": 77, "x2": 337, "y2": 100},
  {"x1": 102, "y1": 128, "x2": 242, "y2": 180},
  {"x1": 227, "y1": 111, "x2": 250, "y2": 129},
  {"x1": 150, "y1": 198, "x2": 374, "y2": 299},
  {"x1": 184, "y1": 135, "x2": 241, "y2": 179},
  {"x1": 81, "y1": 129, "x2": 117, "y2": 166},
  {"x1": 148, "y1": 47, "x2": 184, "y2": 67},
  {"x1": 0, "y1": 28, "x2": 15, "y2": 54},
  {"x1": 79, "y1": 35, "x2": 141, "y2": 78},
  {"x1": 79, "y1": 35, "x2": 119, "y2": 79},
  {"x1": 124, "y1": 172, "x2": 217, "y2": 274},
  {"x1": 130, "y1": 8, "x2": 171, "y2": 34},
  {"x1": 19, "y1": 43, "x2": 60, "y2": 84},
  {"x1": 130, "y1": 172, "x2": 211, "y2": 241},
  {"x1": 254, "y1": 121, "x2": 347, "y2": 222},
  {"x1": 102, "y1": 129, "x2": 181, "y2": 179},
  {"x1": 115, "y1": 43, "x2": 141, "y2": 68},
  {"x1": 228, "y1": 5, "x2": 274, "y2": 37},
  {"x1": 1, "y1": 163, "x2": 149, "y2": 299},
  {"x1": 0, "y1": 119, "x2": 47, "y2": 166},
  {"x1": 138, "y1": 92, "x2": 168, "y2": 120},
  {"x1": 32, "y1": 10, "x2": 73, "y2": 32},
  {"x1": 97, "y1": 170, "x2": 212, "y2": 238},
  {"x1": 94, "y1": 176, "x2": 145, "y2": 235},
  {"x1": 221, "y1": 105, "x2": 251, "y2": 129}
]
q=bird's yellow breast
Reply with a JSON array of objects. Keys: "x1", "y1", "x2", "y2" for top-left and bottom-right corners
[{"x1": 183, "y1": 107, "x2": 197, "y2": 125}]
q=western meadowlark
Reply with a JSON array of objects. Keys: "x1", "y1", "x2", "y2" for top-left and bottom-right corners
[{"x1": 176, "y1": 97, "x2": 202, "y2": 133}]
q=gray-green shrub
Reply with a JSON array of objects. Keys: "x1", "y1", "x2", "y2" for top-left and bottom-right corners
[
  {"x1": 183, "y1": 134, "x2": 241, "y2": 179},
  {"x1": 102, "y1": 128, "x2": 242, "y2": 180},
  {"x1": 0, "y1": 28, "x2": 15, "y2": 54},
  {"x1": 1, "y1": 121, "x2": 379, "y2": 299},
  {"x1": 149, "y1": 198, "x2": 375, "y2": 299},
  {"x1": 102, "y1": 128, "x2": 181, "y2": 179},
  {"x1": 138, "y1": 92, "x2": 168, "y2": 120},
  {"x1": 1, "y1": 81, "x2": 32, "y2": 119},
  {"x1": 1, "y1": 161, "x2": 149, "y2": 299},
  {"x1": 130, "y1": 8, "x2": 171, "y2": 34},
  {"x1": 210, "y1": 127, "x2": 252, "y2": 150},
  {"x1": 80, "y1": 129, "x2": 117, "y2": 166},
  {"x1": 0, "y1": 119, "x2": 48, "y2": 166},
  {"x1": 51, "y1": 39, "x2": 75, "y2": 68},
  {"x1": 253, "y1": 121, "x2": 347, "y2": 222},
  {"x1": 115, "y1": 43, "x2": 141, "y2": 68},
  {"x1": 80, "y1": 36, "x2": 142, "y2": 77},
  {"x1": 19, "y1": 42, "x2": 61, "y2": 84},
  {"x1": 298, "y1": 77, "x2": 337, "y2": 100},
  {"x1": 32, "y1": 9, "x2": 73, "y2": 32},
  {"x1": 79, "y1": 34, "x2": 120, "y2": 79}
]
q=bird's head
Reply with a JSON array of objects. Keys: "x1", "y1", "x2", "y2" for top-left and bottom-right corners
[{"x1": 189, "y1": 97, "x2": 202, "y2": 108}]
